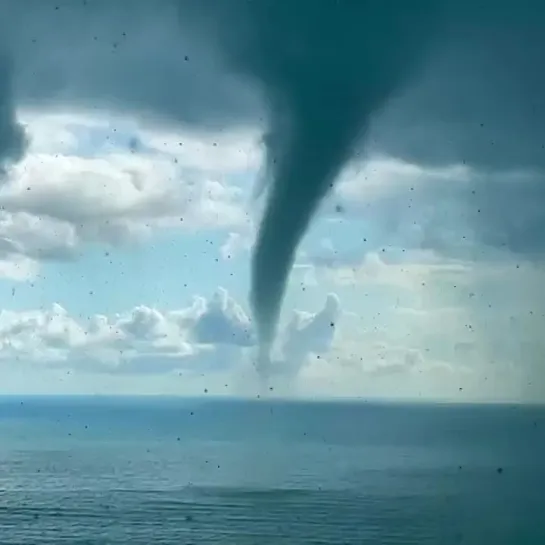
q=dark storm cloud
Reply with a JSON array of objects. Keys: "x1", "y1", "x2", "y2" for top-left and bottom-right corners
[
  {"x1": 364, "y1": 5, "x2": 545, "y2": 260},
  {"x1": 368, "y1": 6, "x2": 545, "y2": 171},
  {"x1": 0, "y1": 0, "x2": 258, "y2": 129},
  {"x1": 0, "y1": 54, "x2": 27, "y2": 174}
]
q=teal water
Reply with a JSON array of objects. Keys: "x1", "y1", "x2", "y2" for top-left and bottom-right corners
[{"x1": 0, "y1": 397, "x2": 544, "y2": 544}]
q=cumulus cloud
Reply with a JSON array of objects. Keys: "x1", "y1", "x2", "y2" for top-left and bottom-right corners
[
  {"x1": 1, "y1": 152, "x2": 242, "y2": 232},
  {"x1": 294, "y1": 244, "x2": 545, "y2": 401},
  {"x1": 219, "y1": 231, "x2": 253, "y2": 261},
  {"x1": 0, "y1": 276, "x2": 539, "y2": 401},
  {"x1": 0, "y1": 113, "x2": 251, "y2": 278},
  {"x1": 296, "y1": 341, "x2": 462, "y2": 401},
  {"x1": 308, "y1": 250, "x2": 471, "y2": 294},
  {"x1": 282, "y1": 293, "x2": 340, "y2": 369},
  {"x1": 0, "y1": 254, "x2": 37, "y2": 280},
  {"x1": 189, "y1": 287, "x2": 254, "y2": 347},
  {"x1": 0, "y1": 288, "x2": 353, "y2": 396},
  {"x1": 267, "y1": 287, "x2": 461, "y2": 399},
  {"x1": 0, "y1": 287, "x2": 255, "y2": 376}
]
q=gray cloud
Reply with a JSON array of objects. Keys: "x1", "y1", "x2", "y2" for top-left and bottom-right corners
[
  {"x1": 0, "y1": 54, "x2": 27, "y2": 174},
  {"x1": 190, "y1": 287, "x2": 254, "y2": 347},
  {"x1": 334, "y1": 164, "x2": 545, "y2": 262},
  {"x1": 368, "y1": 11, "x2": 545, "y2": 171},
  {"x1": 364, "y1": 7, "x2": 545, "y2": 264},
  {"x1": 0, "y1": 1, "x2": 258, "y2": 129}
]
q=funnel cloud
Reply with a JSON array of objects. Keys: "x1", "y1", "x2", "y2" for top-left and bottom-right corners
[{"x1": 221, "y1": 2, "x2": 443, "y2": 363}]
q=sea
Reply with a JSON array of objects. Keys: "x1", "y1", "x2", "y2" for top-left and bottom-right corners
[{"x1": 0, "y1": 396, "x2": 544, "y2": 544}]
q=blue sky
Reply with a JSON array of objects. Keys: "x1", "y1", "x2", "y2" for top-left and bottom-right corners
[{"x1": 0, "y1": 1, "x2": 544, "y2": 402}]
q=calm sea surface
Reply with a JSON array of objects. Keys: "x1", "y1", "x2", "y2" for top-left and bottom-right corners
[{"x1": 0, "y1": 396, "x2": 544, "y2": 544}]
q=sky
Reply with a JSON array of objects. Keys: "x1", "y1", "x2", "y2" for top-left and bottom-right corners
[{"x1": 0, "y1": 1, "x2": 544, "y2": 402}]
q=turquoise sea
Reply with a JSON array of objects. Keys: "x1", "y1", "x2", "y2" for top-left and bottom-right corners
[{"x1": 0, "y1": 396, "x2": 544, "y2": 544}]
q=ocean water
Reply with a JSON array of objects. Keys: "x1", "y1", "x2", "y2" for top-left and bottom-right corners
[{"x1": 0, "y1": 397, "x2": 544, "y2": 544}]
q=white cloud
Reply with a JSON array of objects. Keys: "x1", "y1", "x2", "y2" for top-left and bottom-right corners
[
  {"x1": 189, "y1": 287, "x2": 254, "y2": 346},
  {"x1": 1, "y1": 151, "x2": 244, "y2": 233},
  {"x1": 0, "y1": 254, "x2": 38, "y2": 281},
  {"x1": 311, "y1": 250, "x2": 472, "y2": 292},
  {"x1": 0, "y1": 288, "x2": 254, "y2": 377},
  {"x1": 282, "y1": 293, "x2": 340, "y2": 368},
  {"x1": 140, "y1": 126, "x2": 262, "y2": 175},
  {"x1": 0, "y1": 112, "x2": 253, "y2": 278},
  {"x1": 0, "y1": 210, "x2": 79, "y2": 261},
  {"x1": 261, "y1": 289, "x2": 464, "y2": 399},
  {"x1": 219, "y1": 231, "x2": 254, "y2": 260},
  {"x1": 19, "y1": 118, "x2": 76, "y2": 156},
  {"x1": 293, "y1": 245, "x2": 545, "y2": 401}
]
